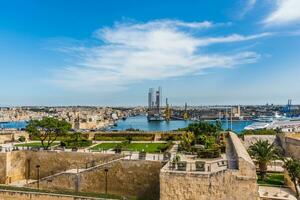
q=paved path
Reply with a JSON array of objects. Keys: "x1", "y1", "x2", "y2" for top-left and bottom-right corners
[
  {"x1": 259, "y1": 186, "x2": 297, "y2": 200},
  {"x1": 225, "y1": 137, "x2": 238, "y2": 169}
]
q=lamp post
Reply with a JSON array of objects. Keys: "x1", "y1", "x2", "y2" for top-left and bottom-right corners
[
  {"x1": 104, "y1": 168, "x2": 108, "y2": 195},
  {"x1": 36, "y1": 165, "x2": 40, "y2": 189}
]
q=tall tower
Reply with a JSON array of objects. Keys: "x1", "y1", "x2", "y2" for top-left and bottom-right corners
[
  {"x1": 148, "y1": 88, "x2": 154, "y2": 109},
  {"x1": 155, "y1": 86, "x2": 162, "y2": 113},
  {"x1": 147, "y1": 87, "x2": 163, "y2": 121},
  {"x1": 165, "y1": 98, "x2": 171, "y2": 121},
  {"x1": 183, "y1": 102, "x2": 189, "y2": 120}
]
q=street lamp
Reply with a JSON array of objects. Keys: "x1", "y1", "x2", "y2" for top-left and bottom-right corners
[
  {"x1": 104, "y1": 168, "x2": 108, "y2": 195},
  {"x1": 36, "y1": 165, "x2": 40, "y2": 189}
]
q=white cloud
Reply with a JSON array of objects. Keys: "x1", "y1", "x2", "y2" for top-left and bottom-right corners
[
  {"x1": 51, "y1": 20, "x2": 269, "y2": 91},
  {"x1": 264, "y1": 0, "x2": 300, "y2": 25},
  {"x1": 240, "y1": 0, "x2": 257, "y2": 17}
]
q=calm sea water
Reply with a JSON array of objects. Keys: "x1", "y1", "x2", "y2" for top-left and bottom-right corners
[
  {"x1": 0, "y1": 121, "x2": 27, "y2": 129},
  {"x1": 0, "y1": 116, "x2": 252, "y2": 133},
  {"x1": 110, "y1": 115, "x2": 252, "y2": 134}
]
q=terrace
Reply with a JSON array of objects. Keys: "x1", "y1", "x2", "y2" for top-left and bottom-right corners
[{"x1": 161, "y1": 155, "x2": 228, "y2": 174}]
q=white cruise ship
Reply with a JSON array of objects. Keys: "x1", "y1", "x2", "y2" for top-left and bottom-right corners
[
  {"x1": 244, "y1": 122, "x2": 271, "y2": 130},
  {"x1": 244, "y1": 111, "x2": 300, "y2": 131}
]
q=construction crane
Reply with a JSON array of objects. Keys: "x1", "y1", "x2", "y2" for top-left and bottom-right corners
[
  {"x1": 284, "y1": 99, "x2": 293, "y2": 117},
  {"x1": 164, "y1": 98, "x2": 171, "y2": 121}
]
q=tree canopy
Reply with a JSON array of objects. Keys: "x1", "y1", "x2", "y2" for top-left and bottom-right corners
[
  {"x1": 180, "y1": 121, "x2": 222, "y2": 135},
  {"x1": 26, "y1": 117, "x2": 72, "y2": 150}
]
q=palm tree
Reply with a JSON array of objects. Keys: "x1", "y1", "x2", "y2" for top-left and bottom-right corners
[
  {"x1": 248, "y1": 140, "x2": 279, "y2": 180},
  {"x1": 283, "y1": 158, "x2": 300, "y2": 197}
]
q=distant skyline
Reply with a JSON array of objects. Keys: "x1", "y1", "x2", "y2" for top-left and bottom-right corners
[{"x1": 0, "y1": 0, "x2": 300, "y2": 106}]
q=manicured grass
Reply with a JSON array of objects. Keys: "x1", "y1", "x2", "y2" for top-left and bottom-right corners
[
  {"x1": 91, "y1": 142, "x2": 172, "y2": 153},
  {"x1": 257, "y1": 173, "x2": 284, "y2": 186},
  {"x1": 124, "y1": 143, "x2": 170, "y2": 153},
  {"x1": 91, "y1": 143, "x2": 120, "y2": 150},
  {"x1": 15, "y1": 142, "x2": 59, "y2": 148}
]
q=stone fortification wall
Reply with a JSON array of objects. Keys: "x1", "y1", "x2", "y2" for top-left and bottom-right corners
[
  {"x1": 160, "y1": 170, "x2": 258, "y2": 200},
  {"x1": 229, "y1": 132, "x2": 257, "y2": 177},
  {"x1": 160, "y1": 132, "x2": 259, "y2": 200},
  {"x1": 278, "y1": 134, "x2": 300, "y2": 159},
  {"x1": 0, "y1": 153, "x2": 7, "y2": 183},
  {"x1": 0, "y1": 189, "x2": 107, "y2": 200},
  {"x1": 0, "y1": 151, "x2": 119, "y2": 184},
  {"x1": 242, "y1": 135, "x2": 276, "y2": 149},
  {"x1": 28, "y1": 159, "x2": 163, "y2": 200},
  {"x1": 0, "y1": 131, "x2": 28, "y2": 144},
  {"x1": 25, "y1": 151, "x2": 120, "y2": 180}
]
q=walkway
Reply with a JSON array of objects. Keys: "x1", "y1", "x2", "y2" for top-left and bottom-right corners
[
  {"x1": 225, "y1": 137, "x2": 238, "y2": 170},
  {"x1": 259, "y1": 186, "x2": 297, "y2": 200}
]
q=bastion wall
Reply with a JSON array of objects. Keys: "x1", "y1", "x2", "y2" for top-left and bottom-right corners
[
  {"x1": 28, "y1": 160, "x2": 163, "y2": 200},
  {"x1": 160, "y1": 132, "x2": 259, "y2": 200},
  {"x1": 0, "y1": 151, "x2": 120, "y2": 184}
]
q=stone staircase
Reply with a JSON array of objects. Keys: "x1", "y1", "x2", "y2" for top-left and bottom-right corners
[{"x1": 23, "y1": 156, "x2": 126, "y2": 187}]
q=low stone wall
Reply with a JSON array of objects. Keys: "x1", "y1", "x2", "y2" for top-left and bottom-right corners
[
  {"x1": 0, "y1": 131, "x2": 28, "y2": 144},
  {"x1": 28, "y1": 159, "x2": 163, "y2": 200},
  {"x1": 0, "y1": 189, "x2": 107, "y2": 200},
  {"x1": 278, "y1": 134, "x2": 300, "y2": 159},
  {"x1": 160, "y1": 170, "x2": 258, "y2": 200},
  {"x1": 242, "y1": 135, "x2": 276, "y2": 149},
  {"x1": 25, "y1": 151, "x2": 120, "y2": 180}
]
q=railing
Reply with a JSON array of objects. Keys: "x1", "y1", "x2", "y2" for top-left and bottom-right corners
[{"x1": 163, "y1": 159, "x2": 229, "y2": 174}]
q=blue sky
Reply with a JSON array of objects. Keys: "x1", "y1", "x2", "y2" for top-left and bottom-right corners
[{"x1": 0, "y1": 0, "x2": 300, "y2": 106}]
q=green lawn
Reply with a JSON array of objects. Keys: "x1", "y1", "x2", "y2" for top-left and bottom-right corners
[
  {"x1": 91, "y1": 143, "x2": 120, "y2": 150},
  {"x1": 124, "y1": 143, "x2": 170, "y2": 153},
  {"x1": 91, "y1": 142, "x2": 172, "y2": 153},
  {"x1": 15, "y1": 142, "x2": 59, "y2": 148},
  {"x1": 257, "y1": 173, "x2": 284, "y2": 186}
]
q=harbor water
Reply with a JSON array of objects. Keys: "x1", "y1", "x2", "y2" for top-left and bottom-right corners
[
  {"x1": 0, "y1": 116, "x2": 252, "y2": 133},
  {"x1": 0, "y1": 121, "x2": 27, "y2": 129},
  {"x1": 109, "y1": 115, "x2": 252, "y2": 133}
]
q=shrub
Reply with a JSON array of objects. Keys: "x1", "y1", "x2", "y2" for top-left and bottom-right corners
[
  {"x1": 241, "y1": 129, "x2": 277, "y2": 136},
  {"x1": 94, "y1": 133, "x2": 155, "y2": 141},
  {"x1": 18, "y1": 136, "x2": 26, "y2": 142},
  {"x1": 197, "y1": 147, "x2": 221, "y2": 158},
  {"x1": 157, "y1": 142, "x2": 172, "y2": 152}
]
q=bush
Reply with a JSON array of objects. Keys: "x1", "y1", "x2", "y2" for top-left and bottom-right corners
[
  {"x1": 94, "y1": 133, "x2": 155, "y2": 141},
  {"x1": 157, "y1": 142, "x2": 172, "y2": 152},
  {"x1": 197, "y1": 147, "x2": 221, "y2": 158},
  {"x1": 95, "y1": 136, "x2": 126, "y2": 141},
  {"x1": 241, "y1": 129, "x2": 277, "y2": 136},
  {"x1": 161, "y1": 134, "x2": 182, "y2": 141},
  {"x1": 18, "y1": 136, "x2": 26, "y2": 142}
]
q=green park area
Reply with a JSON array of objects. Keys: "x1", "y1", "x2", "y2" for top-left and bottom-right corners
[
  {"x1": 15, "y1": 142, "x2": 60, "y2": 148},
  {"x1": 91, "y1": 142, "x2": 172, "y2": 153},
  {"x1": 257, "y1": 173, "x2": 284, "y2": 186}
]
